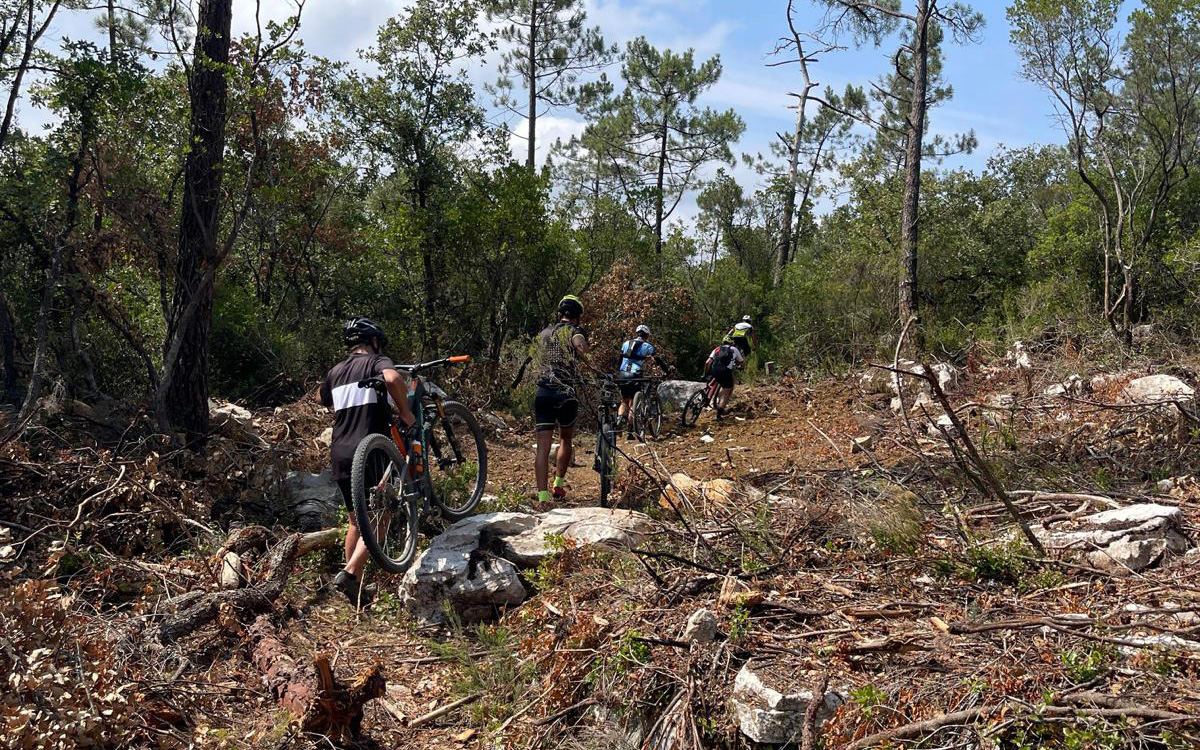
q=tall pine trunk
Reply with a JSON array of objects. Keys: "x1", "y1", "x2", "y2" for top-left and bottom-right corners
[
  {"x1": 898, "y1": 0, "x2": 930, "y2": 350},
  {"x1": 526, "y1": 1, "x2": 538, "y2": 169},
  {"x1": 654, "y1": 110, "x2": 669, "y2": 260},
  {"x1": 157, "y1": 0, "x2": 233, "y2": 443}
]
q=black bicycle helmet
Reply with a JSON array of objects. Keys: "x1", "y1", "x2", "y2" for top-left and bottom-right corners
[
  {"x1": 558, "y1": 295, "x2": 584, "y2": 320},
  {"x1": 343, "y1": 317, "x2": 387, "y2": 348}
]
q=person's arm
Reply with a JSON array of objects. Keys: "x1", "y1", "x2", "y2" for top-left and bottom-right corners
[
  {"x1": 704, "y1": 357, "x2": 713, "y2": 375},
  {"x1": 315, "y1": 379, "x2": 331, "y2": 408},
  {"x1": 382, "y1": 369, "x2": 416, "y2": 429}
]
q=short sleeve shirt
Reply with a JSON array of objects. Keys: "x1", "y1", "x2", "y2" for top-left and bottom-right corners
[{"x1": 320, "y1": 353, "x2": 395, "y2": 480}]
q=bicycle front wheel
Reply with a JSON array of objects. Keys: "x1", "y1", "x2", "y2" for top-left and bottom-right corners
[
  {"x1": 351, "y1": 433, "x2": 419, "y2": 574},
  {"x1": 427, "y1": 400, "x2": 487, "y2": 521},
  {"x1": 681, "y1": 389, "x2": 705, "y2": 427}
]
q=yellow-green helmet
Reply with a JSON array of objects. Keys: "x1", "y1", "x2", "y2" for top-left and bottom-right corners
[{"x1": 559, "y1": 295, "x2": 584, "y2": 319}]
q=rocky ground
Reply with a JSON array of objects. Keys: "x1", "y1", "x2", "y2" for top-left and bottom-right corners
[{"x1": 3, "y1": 342, "x2": 1200, "y2": 749}]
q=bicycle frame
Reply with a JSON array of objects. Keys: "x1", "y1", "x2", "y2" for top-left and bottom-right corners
[{"x1": 362, "y1": 355, "x2": 472, "y2": 501}]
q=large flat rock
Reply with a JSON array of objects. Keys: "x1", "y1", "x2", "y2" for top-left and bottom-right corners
[
  {"x1": 730, "y1": 662, "x2": 845, "y2": 744},
  {"x1": 401, "y1": 508, "x2": 656, "y2": 623}
]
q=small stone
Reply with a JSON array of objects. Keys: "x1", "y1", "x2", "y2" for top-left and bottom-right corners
[
  {"x1": 317, "y1": 427, "x2": 333, "y2": 449},
  {"x1": 700, "y1": 434, "x2": 715, "y2": 444},
  {"x1": 851, "y1": 436, "x2": 874, "y2": 453},
  {"x1": 219, "y1": 552, "x2": 242, "y2": 590},
  {"x1": 684, "y1": 609, "x2": 718, "y2": 645}
]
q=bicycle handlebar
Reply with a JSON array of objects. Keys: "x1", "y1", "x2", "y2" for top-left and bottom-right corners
[{"x1": 358, "y1": 354, "x2": 471, "y2": 389}]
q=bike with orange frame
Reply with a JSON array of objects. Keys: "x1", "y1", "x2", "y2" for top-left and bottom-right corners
[{"x1": 349, "y1": 355, "x2": 486, "y2": 573}]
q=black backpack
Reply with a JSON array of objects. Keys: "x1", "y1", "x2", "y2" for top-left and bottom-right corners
[{"x1": 712, "y1": 344, "x2": 736, "y2": 371}]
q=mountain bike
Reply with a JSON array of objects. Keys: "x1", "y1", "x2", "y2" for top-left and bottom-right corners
[
  {"x1": 350, "y1": 355, "x2": 487, "y2": 573},
  {"x1": 680, "y1": 376, "x2": 721, "y2": 428},
  {"x1": 592, "y1": 375, "x2": 622, "y2": 508},
  {"x1": 627, "y1": 376, "x2": 664, "y2": 440}
]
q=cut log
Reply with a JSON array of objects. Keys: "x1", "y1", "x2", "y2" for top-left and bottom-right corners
[{"x1": 249, "y1": 614, "x2": 386, "y2": 741}]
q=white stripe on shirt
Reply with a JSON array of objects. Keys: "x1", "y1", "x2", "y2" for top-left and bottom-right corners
[{"x1": 331, "y1": 382, "x2": 378, "y2": 411}]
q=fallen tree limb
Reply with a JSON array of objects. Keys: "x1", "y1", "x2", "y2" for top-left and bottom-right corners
[
  {"x1": 407, "y1": 692, "x2": 484, "y2": 728},
  {"x1": 156, "y1": 529, "x2": 339, "y2": 643}
]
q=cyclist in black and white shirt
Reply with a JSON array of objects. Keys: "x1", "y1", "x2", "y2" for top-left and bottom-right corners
[{"x1": 317, "y1": 317, "x2": 415, "y2": 605}]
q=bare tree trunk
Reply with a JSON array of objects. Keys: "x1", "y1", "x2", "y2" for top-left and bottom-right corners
[
  {"x1": 106, "y1": 0, "x2": 117, "y2": 64},
  {"x1": 898, "y1": 0, "x2": 930, "y2": 353},
  {"x1": 526, "y1": 0, "x2": 538, "y2": 170},
  {"x1": 774, "y1": 89, "x2": 813, "y2": 288},
  {"x1": 157, "y1": 0, "x2": 233, "y2": 444}
]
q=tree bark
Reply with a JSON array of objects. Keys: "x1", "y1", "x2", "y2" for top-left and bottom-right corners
[
  {"x1": 898, "y1": 0, "x2": 930, "y2": 352},
  {"x1": 654, "y1": 106, "x2": 670, "y2": 260},
  {"x1": 526, "y1": 0, "x2": 538, "y2": 170},
  {"x1": 157, "y1": 0, "x2": 233, "y2": 444},
  {"x1": 249, "y1": 616, "x2": 386, "y2": 741},
  {"x1": 775, "y1": 87, "x2": 812, "y2": 288}
]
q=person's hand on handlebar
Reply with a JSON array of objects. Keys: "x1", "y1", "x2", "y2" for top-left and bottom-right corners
[{"x1": 382, "y1": 368, "x2": 416, "y2": 429}]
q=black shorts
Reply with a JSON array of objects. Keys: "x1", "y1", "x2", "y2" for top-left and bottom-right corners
[
  {"x1": 534, "y1": 387, "x2": 578, "y2": 432},
  {"x1": 337, "y1": 477, "x2": 353, "y2": 515},
  {"x1": 712, "y1": 369, "x2": 735, "y2": 389},
  {"x1": 732, "y1": 339, "x2": 750, "y2": 357},
  {"x1": 617, "y1": 376, "x2": 643, "y2": 399}
]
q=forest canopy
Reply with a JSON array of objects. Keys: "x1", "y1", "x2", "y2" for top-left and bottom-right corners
[{"x1": 2, "y1": 0, "x2": 1199, "y2": 440}]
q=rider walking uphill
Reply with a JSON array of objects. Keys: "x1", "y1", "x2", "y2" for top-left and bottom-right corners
[
  {"x1": 727, "y1": 315, "x2": 756, "y2": 358},
  {"x1": 533, "y1": 296, "x2": 591, "y2": 504},
  {"x1": 705, "y1": 336, "x2": 744, "y2": 420},
  {"x1": 317, "y1": 318, "x2": 416, "y2": 606},
  {"x1": 617, "y1": 324, "x2": 668, "y2": 438}
]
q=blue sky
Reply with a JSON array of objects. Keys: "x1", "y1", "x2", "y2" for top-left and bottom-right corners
[{"x1": 22, "y1": 0, "x2": 1065, "y2": 217}]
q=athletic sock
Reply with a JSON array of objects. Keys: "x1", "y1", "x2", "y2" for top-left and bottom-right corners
[
  {"x1": 552, "y1": 476, "x2": 566, "y2": 489},
  {"x1": 538, "y1": 489, "x2": 552, "y2": 504}
]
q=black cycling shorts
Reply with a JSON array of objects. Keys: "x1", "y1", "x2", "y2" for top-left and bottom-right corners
[
  {"x1": 534, "y1": 387, "x2": 578, "y2": 432},
  {"x1": 712, "y1": 369, "x2": 735, "y2": 390},
  {"x1": 618, "y1": 375, "x2": 643, "y2": 399},
  {"x1": 732, "y1": 339, "x2": 751, "y2": 357}
]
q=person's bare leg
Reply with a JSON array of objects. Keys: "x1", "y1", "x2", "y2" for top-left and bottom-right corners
[
  {"x1": 556, "y1": 426, "x2": 574, "y2": 481},
  {"x1": 536, "y1": 430, "x2": 553, "y2": 492},
  {"x1": 718, "y1": 387, "x2": 733, "y2": 410},
  {"x1": 344, "y1": 520, "x2": 359, "y2": 566}
]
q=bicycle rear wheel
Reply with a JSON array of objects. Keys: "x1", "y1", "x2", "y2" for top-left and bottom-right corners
[
  {"x1": 681, "y1": 388, "x2": 706, "y2": 427},
  {"x1": 630, "y1": 391, "x2": 646, "y2": 441},
  {"x1": 427, "y1": 400, "x2": 487, "y2": 521},
  {"x1": 644, "y1": 390, "x2": 663, "y2": 439},
  {"x1": 351, "y1": 433, "x2": 419, "y2": 574}
]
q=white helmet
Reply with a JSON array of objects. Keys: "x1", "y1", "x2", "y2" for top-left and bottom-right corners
[
  {"x1": 741, "y1": 315, "x2": 752, "y2": 324},
  {"x1": 635, "y1": 324, "x2": 651, "y2": 337}
]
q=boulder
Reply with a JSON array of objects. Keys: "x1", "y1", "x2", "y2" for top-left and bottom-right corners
[
  {"x1": 401, "y1": 508, "x2": 656, "y2": 623},
  {"x1": 730, "y1": 663, "x2": 845, "y2": 744},
  {"x1": 684, "y1": 608, "x2": 719, "y2": 645},
  {"x1": 1087, "y1": 538, "x2": 1167, "y2": 573},
  {"x1": 1118, "y1": 375, "x2": 1195, "y2": 406},
  {"x1": 285, "y1": 470, "x2": 342, "y2": 531},
  {"x1": 400, "y1": 513, "x2": 538, "y2": 624},
  {"x1": 481, "y1": 412, "x2": 508, "y2": 431},
  {"x1": 1031, "y1": 503, "x2": 1190, "y2": 573},
  {"x1": 210, "y1": 400, "x2": 253, "y2": 429},
  {"x1": 859, "y1": 368, "x2": 892, "y2": 395},
  {"x1": 1132, "y1": 323, "x2": 1156, "y2": 346},
  {"x1": 501, "y1": 507, "x2": 654, "y2": 566},
  {"x1": 659, "y1": 380, "x2": 707, "y2": 410},
  {"x1": 1044, "y1": 374, "x2": 1083, "y2": 398},
  {"x1": 931, "y1": 362, "x2": 958, "y2": 393}
]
